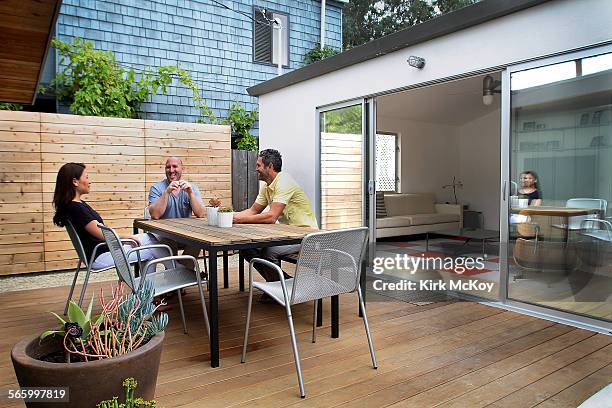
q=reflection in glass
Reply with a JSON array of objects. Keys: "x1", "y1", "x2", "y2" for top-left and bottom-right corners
[{"x1": 508, "y1": 52, "x2": 612, "y2": 322}]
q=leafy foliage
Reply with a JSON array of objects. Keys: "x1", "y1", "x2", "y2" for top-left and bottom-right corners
[
  {"x1": 321, "y1": 105, "x2": 362, "y2": 134},
  {"x1": 97, "y1": 377, "x2": 159, "y2": 408},
  {"x1": 49, "y1": 38, "x2": 215, "y2": 122},
  {"x1": 41, "y1": 281, "x2": 168, "y2": 363},
  {"x1": 343, "y1": 0, "x2": 479, "y2": 49},
  {"x1": 223, "y1": 102, "x2": 258, "y2": 151},
  {"x1": 217, "y1": 206, "x2": 234, "y2": 213},
  {"x1": 0, "y1": 102, "x2": 23, "y2": 111},
  {"x1": 303, "y1": 43, "x2": 341, "y2": 65}
]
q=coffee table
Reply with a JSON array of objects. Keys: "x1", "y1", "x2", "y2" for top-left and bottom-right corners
[{"x1": 426, "y1": 228, "x2": 500, "y2": 257}]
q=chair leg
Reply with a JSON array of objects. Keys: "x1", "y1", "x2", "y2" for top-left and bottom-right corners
[
  {"x1": 77, "y1": 265, "x2": 94, "y2": 307},
  {"x1": 312, "y1": 300, "x2": 318, "y2": 343},
  {"x1": 177, "y1": 289, "x2": 187, "y2": 334},
  {"x1": 241, "y1": 285, "x2": 254, "y2": 363},
  {"x1": 286, "y1": 304, "x2": 306, "y2": 398},
  {"x1": 64, "y1": 261, "x2": 81, "y2": 315},
  {"x1": 197, "y1": 281, "x2": 211, "y2": 338},
  {"x1": 358, "y1": 285, "x2": 378, "y2": 369}
]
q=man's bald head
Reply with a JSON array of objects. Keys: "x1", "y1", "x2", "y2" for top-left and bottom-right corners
[{"x1": 165, "y1": 157, "x2": 184, "y2": 182}]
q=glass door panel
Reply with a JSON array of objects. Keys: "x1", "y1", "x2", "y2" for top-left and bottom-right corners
[
  {"x1": 507, "y1": 50, "x2": 612, "y2": 322},
  {"x1": 319, "y1": 104, "x2": 364, "y2": 229}
]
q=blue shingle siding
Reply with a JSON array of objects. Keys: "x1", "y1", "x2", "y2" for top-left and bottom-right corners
[{"x1": 55, "y1": 0, "x2": 343, "y2": 124}]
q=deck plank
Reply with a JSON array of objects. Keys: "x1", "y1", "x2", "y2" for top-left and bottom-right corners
[{"x1": 0, "y1": 270, "x2": 608, "y2": 408}]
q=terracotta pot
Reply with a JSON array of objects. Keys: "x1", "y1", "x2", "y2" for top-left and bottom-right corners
[{"x1": 11, "y1": 331, "x2": 165, "y2": 408}]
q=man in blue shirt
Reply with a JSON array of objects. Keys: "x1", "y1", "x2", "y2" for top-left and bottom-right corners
[{"x1": 148, "y1": 157, "x2": 205, "y2": 260}]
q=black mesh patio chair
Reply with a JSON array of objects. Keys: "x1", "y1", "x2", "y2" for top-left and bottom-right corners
[
  {"x1": 240, "y1": 227, "x2": 377, "y2": 398},
  {"x1": 98, "y1": 223, "x2": 210, "y2": 336}
]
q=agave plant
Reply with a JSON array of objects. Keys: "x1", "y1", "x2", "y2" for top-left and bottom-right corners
[{"x1": 41, "y1": 281, "x2": 168, "y2": 362}]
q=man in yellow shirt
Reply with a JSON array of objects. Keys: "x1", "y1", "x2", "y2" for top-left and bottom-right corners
[{"x1": 234, "y1": 149, "x2": 318, "y2": 282}]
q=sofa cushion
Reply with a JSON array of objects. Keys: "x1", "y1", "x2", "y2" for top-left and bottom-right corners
[
  {"x1": 376, "y1": 216, "x2": 412, "y2": 228},
  {"x1": 384, "y1": 193, "x2": 435, "y2": 216},
  {"x1": 406, "y1": 213, "x2": 459, "y2": 225}
]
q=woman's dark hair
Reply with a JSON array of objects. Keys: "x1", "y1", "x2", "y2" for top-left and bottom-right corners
[
  {"x1": 53, "y1": 162, "x2": 86, "y2": 227},
  {"x1": 521, "y1": 170, "x2": 539, "y2": 189},
  {"x1": 258, "y1": 149, "x2": 282, "y2": 172}
]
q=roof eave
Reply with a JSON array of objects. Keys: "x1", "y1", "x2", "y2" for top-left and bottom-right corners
[{"x1": 248, "y1": 0, "x2": 551, "y2": 97}]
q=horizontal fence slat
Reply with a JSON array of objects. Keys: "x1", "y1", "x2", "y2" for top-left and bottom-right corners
[{"x1": 0, "y1": 111, "x2": 231, "y2": 275}]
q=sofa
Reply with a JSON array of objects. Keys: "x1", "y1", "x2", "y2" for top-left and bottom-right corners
[{"x1": 376, "y1": 192, "x2": 463, "y2": 238}]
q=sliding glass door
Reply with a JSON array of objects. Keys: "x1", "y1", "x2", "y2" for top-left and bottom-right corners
[
  {"x1": 502, "y1": 45, "x2": 612, "y2": 329},
  {"x1": 317, "y1": 99, "x2": 375, "y2": 232}
]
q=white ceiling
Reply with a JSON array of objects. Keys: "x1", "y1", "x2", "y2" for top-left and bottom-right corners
[{"x1": 376, "y1": 73, "x2": 501, "y2": 125}]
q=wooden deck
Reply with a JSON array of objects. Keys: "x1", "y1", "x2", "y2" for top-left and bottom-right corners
[{"x1": 1, "y1": 271, "x2": 611, "y2": 407}]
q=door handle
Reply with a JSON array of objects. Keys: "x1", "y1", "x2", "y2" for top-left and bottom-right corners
[{"x1": 502, "y1": 181, "x2": 507, "y2": 201}]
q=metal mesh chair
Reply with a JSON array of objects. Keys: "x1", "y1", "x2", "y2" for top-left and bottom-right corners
[
  {"x1": 98, "y1": 223, "x2": 210, "y2": 336},
  {"x1": 64, "y1": 220, "x2": 138, "y2": 315},
  {"x1": 241, "y1": 227, "x2": 377, "y2": 398},
  {"x1": 553, "y1": 198, "x2": 608, "y2": 231},
  {"x1": 143, "y1": 206, "x2": 208, "y2": 276}
]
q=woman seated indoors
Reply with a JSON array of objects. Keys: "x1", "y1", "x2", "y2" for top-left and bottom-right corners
[
  {"x1": 518, "y1": 170, "x2": 542, "y2": 206},
  {"x1": 53, "y1": 162, "x2": 167, "y2": 273},
  {"x1": 511, "y1": 170, "x2": 542, "y2": 227}
]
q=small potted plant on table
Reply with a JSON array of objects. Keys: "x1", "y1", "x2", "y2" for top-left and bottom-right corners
[
  {"x1": 217, "y1": 207, "x2": 234, "y2": 228},
  {"x1": 206, "y1": 197, "x2": 222, "y2": 226}
]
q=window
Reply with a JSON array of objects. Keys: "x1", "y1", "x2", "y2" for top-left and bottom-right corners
[
  {"x1": 376, "y1": 133, "x2": 398, "y2": 192},
  {"x1": 253, "y1": 7, "x2": 288, "y2": 66}
]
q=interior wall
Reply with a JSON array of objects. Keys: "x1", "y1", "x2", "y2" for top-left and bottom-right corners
[
  {"x1": 377, "y1": 107, "x2": 500, "y2": 230},
  {"x1": 377, "y1": 115, "x2": 459, "y2": 202},
  {"x1": 457, "y1": 110, "x2": 501, "y2": 229}
]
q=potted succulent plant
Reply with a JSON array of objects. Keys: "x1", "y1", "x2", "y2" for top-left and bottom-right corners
[
  {"x1": 206, "y1": 197, "x2": 221, "y2": 226},
  {"x1": 11, "y1": 281, "x2": 167, "y2": 408},
  {"x1": 217, "y1": 207, "x2": 234, "y2": 228}
]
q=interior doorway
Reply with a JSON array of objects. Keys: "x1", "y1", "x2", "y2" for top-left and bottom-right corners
[{"x1": 372, "y1": 73, "x2": 502, "y2": 301}]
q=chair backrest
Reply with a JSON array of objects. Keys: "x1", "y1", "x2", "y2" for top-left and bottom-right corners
[
  {"x1": 143, "y1": 207, "x2": 151, "y2": 220},
  {"x1": 566, "y1": 198, "x2": 607, "y2": 229},
  {"x1": 65, "y1": 220, "x2": 89, "y2": 266},
  {"x1": 291, "y1": 227, "x2": 368, "y2": 305},
  {"x1": 98, "y1": 223, "x2": 137, "y2": 291}
]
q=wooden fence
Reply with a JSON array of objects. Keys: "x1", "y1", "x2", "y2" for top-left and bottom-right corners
[
  {"x1": 231, "y1": 149, "x2": 259, "y2": 212},
  {"x1": 0, "y1": 111, "x2": 231, "y2": 275}
]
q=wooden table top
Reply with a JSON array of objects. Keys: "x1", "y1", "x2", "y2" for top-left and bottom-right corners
[
  {"x1": 511, "y1": 206, "x2": 600, "y2": 216},
  {"x1": 134, "y1": 218, "x2": 319, "y2": 246}
]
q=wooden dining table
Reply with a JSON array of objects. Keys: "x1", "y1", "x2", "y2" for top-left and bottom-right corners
[
  {"x1": 511, "y1": 206, "x2": 602, "y2": 242},
  {"x1": 133, "y1": 218, "x2": 323, "y2": 367}
]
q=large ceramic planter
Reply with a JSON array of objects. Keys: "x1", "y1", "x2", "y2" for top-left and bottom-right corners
[{"x1": 11, "y1": 331, "x2": 165, "y2": 408}]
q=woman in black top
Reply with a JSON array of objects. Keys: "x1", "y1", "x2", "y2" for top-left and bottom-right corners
[
  {"x1": 53, "y1": 163, "x2": 166, "y2": 271},
  {"x1": 518, "y1": 170, "x2": 542, "y2": 206}
]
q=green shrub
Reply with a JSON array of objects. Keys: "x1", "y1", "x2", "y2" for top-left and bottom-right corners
[
  {"x1": 223, "y1": 102, "x2": 258, "y2": 151},
  {"x1": 0, "y1": 102, "x2": 23, "y2": 111},
  {"x1": 48, "y1": 38, "x2": 215, "y2": 122},
  {"x1": 303, "y1": 43, "x2": 340, "y2": 65}
]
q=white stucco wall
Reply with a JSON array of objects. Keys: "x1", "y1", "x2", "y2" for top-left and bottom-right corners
[
  {"x1": 378, "y1": 115, "x2": 460, "y2": 201},
  {"x1": 257, "y1": 0, "x2": 612, "y2": 213}
]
